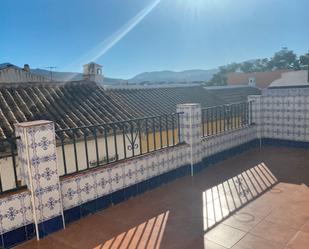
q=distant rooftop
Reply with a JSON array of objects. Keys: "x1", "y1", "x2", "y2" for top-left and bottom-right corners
[
  {"x1": 269, "y1": 70, "x2": 309, "y2": 88},
  {"x1": 0, "y1": 82, "x2": 260, "y2": 139}
]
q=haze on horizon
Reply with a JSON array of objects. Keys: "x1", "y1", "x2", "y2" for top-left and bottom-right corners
[{"x1": 1, "y1": 0, "x2": 309, "y2": 79}]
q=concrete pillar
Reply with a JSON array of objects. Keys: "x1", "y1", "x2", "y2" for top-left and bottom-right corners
[
  {"x1": 15, "y1": 121, "x2": 65, "y2": 240},
  {"x1": 176, "y1": 103, "x2": 202, "y2": 175}
]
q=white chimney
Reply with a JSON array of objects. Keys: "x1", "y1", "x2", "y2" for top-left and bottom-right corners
[
  {"x1": 83, "y1": 62, "x2": 104, "y2": 84},
  {"x1": 248, "y1": 77, "x2": 256, "y2": 87}
]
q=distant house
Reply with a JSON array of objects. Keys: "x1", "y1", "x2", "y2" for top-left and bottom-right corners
[
  {"x1": 269, "y1": 69, "x2": 309, "y2": 88},
  {"x1": 0, "y1": 63, "x2": 48, "y2": 83},
  {"x1": 227, "y1": 70, "x2": 291, "y2": 89}
]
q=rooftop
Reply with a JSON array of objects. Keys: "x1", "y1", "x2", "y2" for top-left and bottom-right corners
[
  {"x1": 0, "y1": 83, "x2": 260, "y2": 138},
  {"x1": 15, "y1": 147, "x2": 309, "y2": 249}
]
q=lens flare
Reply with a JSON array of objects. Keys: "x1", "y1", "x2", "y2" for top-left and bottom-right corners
[{"x1": 65, "y1": 0, "x2": 161, "y2": 81}]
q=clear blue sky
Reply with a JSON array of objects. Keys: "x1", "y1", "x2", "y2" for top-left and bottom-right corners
[{"x1": 1, "y1": 0, "x2": 308, "y2": 79}]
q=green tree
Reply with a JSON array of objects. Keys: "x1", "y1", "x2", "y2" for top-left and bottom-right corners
[
  {"x1": 300, "y1": 52, "x2": 309, "y2": 66},
  {"x1": 268, "y1": 47, "x2": 298, "y2": 70}
]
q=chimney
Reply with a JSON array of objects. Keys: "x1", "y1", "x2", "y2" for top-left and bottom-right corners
[
  {"x1": 23, "y1": 64, "x2": 30, "y2": 72},
  {"x1": 83, "y1": 62, "x2": 104, "y2": 84}
]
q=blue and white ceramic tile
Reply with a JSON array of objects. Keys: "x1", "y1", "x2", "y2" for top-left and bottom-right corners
[
  {"x1": 95, "y1": 173, "x2": 110, "y2": 198},
  {"x1": 109, "y1": 164, "x2": 124, "y2": 192},
  {"x1": 35, "y1": 186, "x2": 62, "y2": 222},
  {"x1": 123, "y1": 161, "x2": 136, "y2": 187},
  {"x1": 78, "y1": 173, "x2": 97, "y2": 204},
  {"x1": 0, "y1": 191, "x2": 32, "y2": 234},
  {"x1": 61, "y1": 178, "x2": 79, "y2": 209},
  {"x1": 147, "y1": 154, "x2": 158, "y2": 178}
]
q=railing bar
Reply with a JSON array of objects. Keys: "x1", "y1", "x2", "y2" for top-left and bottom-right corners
[
  {"x1": 131, "y1": 122, "x2": 135, "y2": 157},
  {"x1": 72, "y1": 131, "x2": 79, "y2": 173},
  {"x1": 249, "y1": 101, "x2": 253, "y2": 125},
  {"x1": 177, "y1": 113, "x2": 181, "y2": 144},
  {"x1": 122, "y1": 123, "x2": 127, "y2": 159},
  {"x1": 215, "y1": 107, "x2": 218, "y2": 134},
  {"x1": 159, "y1": 116, "x2": 163, "y2": 149},
  {"x1": 94, "y1": 129, "x2": 100, "y2": 167},
  {"x1": 10, "y1": 138, "x2": 19, "y2": 188},
  {"x1": 84, "y1": 133, "x2": 90, "y2": 169},
  {"x1": 60, "y1": 136, "x2": 67, "y2": 175},
  {"x1": 202, "y1": 110, "x2": 205, "y2": 137},
  {"x1": 152, "y1": 117, "x2": 156, "y2": 151},
  {"x1": 210, "y1": 108, "x2": 214, "y2": 135},
  {"x1": 233, "y1": 104, "x2": 236, "y2": 129},
  {"x1": 165, "y1": 115, "x2": 169, "y2": 147},
  {"x1": 104, "y1": 126, "x2": 109, "y2": 164},
  {"x1": 172, "y1": 115, "x2": 175, "y2": 146},
  {"x1": 146, "y1": 119, "x2": 150, "y2": 152},
  {"x1": 113, "y1": 125, "x2": 118, "y2": 161},
  {"x1": 138, "y1": 120, "x2": 142, "y2": 155},
  {"x1": 219, "y1": 106, "x2": 222, "y2": 133}
]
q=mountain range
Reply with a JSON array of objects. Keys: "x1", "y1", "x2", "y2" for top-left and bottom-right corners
[
  {"x1": 1, "y1": 63, "x2": 218, "y2": 85},
  {"x1": 31, "y1": 68, "x2": 218, "y2": 85}
]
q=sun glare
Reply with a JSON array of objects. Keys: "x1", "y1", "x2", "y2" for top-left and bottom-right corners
[{"x1": 65, "y1": 0, "x2": 161, "y2": 81}]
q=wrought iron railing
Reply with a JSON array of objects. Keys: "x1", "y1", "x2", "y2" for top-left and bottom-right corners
[
  {"x1": 0, "y1": 136, "x2": 26, "y2": 194},
  {"x1": 56, "y1": 112, "x2": 184, "y2": 176},
  {"x1": 202, "y1": 101, "x2": 253, "y2": 137}
]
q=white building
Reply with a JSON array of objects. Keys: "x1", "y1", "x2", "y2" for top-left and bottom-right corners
[{"x1": 0, "y1": 63, "x2": 47, "y2": 83}]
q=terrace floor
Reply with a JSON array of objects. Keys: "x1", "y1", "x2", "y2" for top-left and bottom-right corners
[{"x1": 16, "y1": 147, "x2": 309, "y2": 249}]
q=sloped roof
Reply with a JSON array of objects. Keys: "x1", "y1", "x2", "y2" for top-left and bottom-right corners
[
  {"x1": 269, "y1": 70, "x2": 309, "y2": 87},
  {"x1": 227, "y1": 70, "x2": 291, "y2": 89},
  {"x1": 105, "y1": 86, "x2": 224, "y2": 118},
  {"x1": 205, "y1": 86, "x2": 261, "y2": 103},
  {"x1": 0, "y1": 63, "x2": 19, "y2": 70},
  {"x1": 0, "y1": 82, "x2": 260, "y2": 139}
]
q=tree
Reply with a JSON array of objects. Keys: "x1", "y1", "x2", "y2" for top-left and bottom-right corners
[
  {"x1": 206, "y1": 48, "x2": 308, "y2": 85},
  {"x1": 268, "y1": 47, "x2": 298, "y2": 70},
  {"x1": 300, "y1": 52, "x2": 309, "y2": 66}
]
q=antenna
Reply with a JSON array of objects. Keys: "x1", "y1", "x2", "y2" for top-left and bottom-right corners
[{"x1": 44, "y1": 66, "x2": 57, "y2": 81}]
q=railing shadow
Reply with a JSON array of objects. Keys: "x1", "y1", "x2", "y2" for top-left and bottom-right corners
[{"x1": 203, "y1": 162, "x2": 278, "y2": 232}]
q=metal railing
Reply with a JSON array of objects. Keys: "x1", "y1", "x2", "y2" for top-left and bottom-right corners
[
  {"x1": 56, "y1": 112, "x2": 184, "y2": 176},
  {"x1": 0, "y1": 136, "x2": 26, "y2": 194},
  {"x1": 202, "y1": 101, "x2": 253, "y2": 137}
]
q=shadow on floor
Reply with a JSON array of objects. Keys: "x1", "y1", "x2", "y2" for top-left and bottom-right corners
[{"x1": 15, "y1": 146, "x2": 309, "y2": 249}]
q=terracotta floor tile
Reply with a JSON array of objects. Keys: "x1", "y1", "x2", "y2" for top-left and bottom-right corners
[
  {"x1": 204, "y1": 239, "x2": 228, "y2": 249},
  {"x1": 231, "y1": 233, "x2": 284, "y2": 249},
  {"x1": 14, "y1": 237, "x2": 75, "y2": 249},
  {"x1": 14, "y1": 147, "x2": 309, "y2": 249},
  {"x1": 265, "y1": 206, "x2": 309, "y2": 230},
  {"x1": 250, "y1": 220, "x2": 298, "y2": 246},
  {"x1": 300, "y1": 221, "x2": 309, "y2": 233},
  {"x1": 204, "y1": 223, "x2": 246, "y2": 248},
  {"x1": 222, "y1": 211, "x2": 264, "y2": 232},
  {"x1": 287, "y1": 231, "x2": 309, "y2": 249}
]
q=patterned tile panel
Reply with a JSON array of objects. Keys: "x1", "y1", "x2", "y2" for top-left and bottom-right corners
[
  {"x1": 201, "y1": 126, "x2": 257, "y2": 158},
  {"x1": 60, "y1": 144, "x2": 189, "y2": 210},
  {"x1": 14, "y1": 121, "x2": 64, "y2": 227},
  {"x1": 0, "y1": 191, "x2": 33, "y2": 234},
  {"x1": 251, "y1": 87, "x2": 309, "y2": 142}
]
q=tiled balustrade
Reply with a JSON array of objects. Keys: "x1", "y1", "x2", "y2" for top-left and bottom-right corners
[{"x1": 2, "y1": 87, "x2": 309, "y2": 248}]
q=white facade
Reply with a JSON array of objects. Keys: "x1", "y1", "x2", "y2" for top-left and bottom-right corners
[{"x1": 0, "y1": 65, "x2": 47, "y2": 83}]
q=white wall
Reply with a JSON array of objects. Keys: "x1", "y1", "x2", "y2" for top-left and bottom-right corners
[{"x1": 0, "y1": 67, "x2": 47, "y2": 83}]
